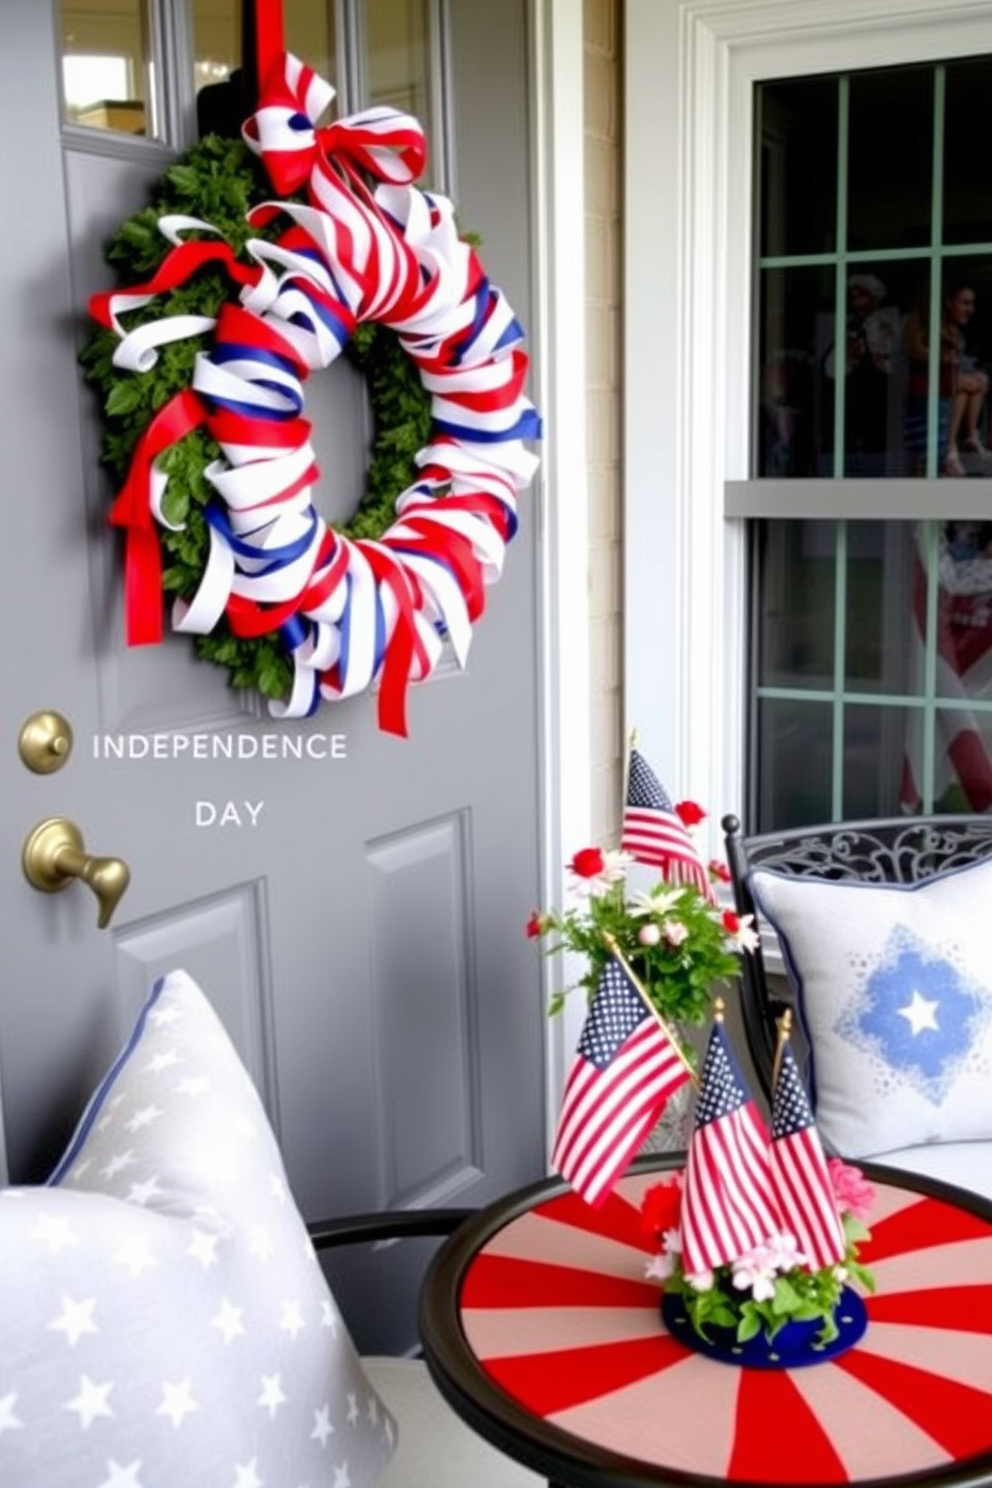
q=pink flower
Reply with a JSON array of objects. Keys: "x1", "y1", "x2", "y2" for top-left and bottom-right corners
[
  {"x1": 675, "y1": 800, "x2": 706, "y2": 827},
  {"x1": 525, "y1": 912, "x2": 544, "y2": 939},
  {"x1": 731, "y1": 1246, "x2": 778, "y2": 1301},
  {"x1": 762, "y1": 1231, "x2": 807, "y2": 1271},
  {"x1": 661, "y1": 919, "x2": 689, "y2": 947},
  {"x1": 638, "y1": 922, "x2": 661, "y2": 947},
  {"x1": 708, "y1": 859, "x2": 732, "y2": 884},
  {"x1": 828, "y1": 1158, "x2": 875, "y2": 1221},
  {"x1": 645, "y1": 1252, "x2": 676, "y2": 1282}
]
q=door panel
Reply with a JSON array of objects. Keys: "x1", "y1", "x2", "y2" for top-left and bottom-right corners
[{"x1": 1, "y1": 0, "x2": 545, "y2": 1305}]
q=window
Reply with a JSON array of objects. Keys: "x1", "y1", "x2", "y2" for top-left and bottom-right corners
[
  {"x1": 745, "y1": 58, "x2": 992, "y2": 829},
  {"x1": 190, "y1": 1, "x2": 441, "y2": 187},
  {"x1": 191, "y1": 0, "x2": 338, "y2": 129},
  {"x1": 61, "y1": 0, "x2": 153, "y2": 135}
]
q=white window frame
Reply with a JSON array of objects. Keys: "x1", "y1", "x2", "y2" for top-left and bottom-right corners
[{"x1": 624, "y1": 0, "x2": 992, "y2": 851}]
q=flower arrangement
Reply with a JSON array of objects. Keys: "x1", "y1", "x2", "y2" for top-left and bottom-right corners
[
  {"x1": 640, "y1": 1158, "x2": 876, "y2": 1349},
  {"x1": 527, "y1": 803, "x2": 757, "y2": 1031}
]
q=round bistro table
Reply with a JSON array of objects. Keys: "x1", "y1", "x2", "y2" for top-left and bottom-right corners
[{"x1": 419, "y1": 1156, "x2": 992, "y2": 1488}]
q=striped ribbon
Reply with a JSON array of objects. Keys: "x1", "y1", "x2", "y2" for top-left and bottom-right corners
[{"x1": 91, "y1": 52, "x2": 540, "y2": 735}]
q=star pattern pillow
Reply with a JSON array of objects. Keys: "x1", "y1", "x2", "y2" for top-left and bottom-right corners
[
  {"x1": 0, "y1": 968, "x2": 396, "y2": 1488},
  {"x1": 750, "y1": 858, "x2": 992, "y2": 1158}
]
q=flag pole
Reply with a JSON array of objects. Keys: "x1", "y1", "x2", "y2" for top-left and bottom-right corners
[
  {"x1": 602, "y1": 931, "x2": 700, "y2": 1088},
  {"x1": 771, "y1": 1006, "x2": 793, "y2": 1090}
]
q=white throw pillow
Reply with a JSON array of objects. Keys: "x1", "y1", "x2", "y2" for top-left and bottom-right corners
[
  {"x1": 0, "y1": 968, "x2": 396, "y2": 1488},
  {"x1": 750, "y1": 858, "x2": 992, "y2": 1158}
]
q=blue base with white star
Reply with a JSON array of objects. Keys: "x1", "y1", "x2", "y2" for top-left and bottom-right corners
[{"x1": 661, "y1": 1285, "x2": 868, "y2": 1368}]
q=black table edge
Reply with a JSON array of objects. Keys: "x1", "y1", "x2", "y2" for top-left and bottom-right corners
[{"x1": 418, "y1": 1152, "x2": 992, "y2": 1488}]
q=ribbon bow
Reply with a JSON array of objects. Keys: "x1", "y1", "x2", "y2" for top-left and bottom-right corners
[{"x1": 244, "y1": 52, "x2": 428, "y2": 198}]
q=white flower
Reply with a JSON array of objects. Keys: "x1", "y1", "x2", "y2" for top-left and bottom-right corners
[
  {"x1": 629, "y1": 886, "x2": 686, "y2": 917},
  {"x1": 731, "y1": 1246, "x2": 778, "y2": 1302},
  {"x1": 661, "y1": 919, "x2": 689, "y2": 947},
  {"x1": 833, "y1": 1265, "x2": 849, "y2": 1282},
  {"x1": 567, "y1": 848, "x2": 632, "y2": 897},
  {"x1": 685, "y1": 1269, "x2": 714, "y2": 1292},
  {"x1": 720, "y1": 910, "x2": 760, "y2": 953},
  {"x1": 661, "y1": 1227, "x2": 682, "y2": 1254},
  {"x1": 637, "y1": 922, "x2": 661, "y2": 946}
]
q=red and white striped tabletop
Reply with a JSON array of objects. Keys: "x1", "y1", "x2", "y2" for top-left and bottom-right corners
[{"x1": 455, "y1": 1168, "x2": 992, "y2": 1485}]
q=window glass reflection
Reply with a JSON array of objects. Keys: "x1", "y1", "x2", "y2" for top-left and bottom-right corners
[
  {"x1": 61, "y1": 0, "x2": 153, "y2": 135},
  {"x1": 903, "y1": 262, "x2": 992, "y2": 478},
  {"x1": 843, "y1": 703, "x2": 917, "y2": 818},
  {"x1": 366, "y1": 0, "x2": 430, "y2": 120},
  {"x1": 758, "y1": 78, "x2": 837, "y2": 259},
  {"x1": 924, "y1": 709, "x2": 992, "y2": 813},
  {"x1": 757, "y1": 260, "x2": 992, "y2": 480},
  {"x1": 758, "y1": 265, "x2": 834, "y2": 477},
  {"x1": 835, "y1": 266, "x2": 909, "y2": 476},
  {"x1": 938, "y1": 265, "x2": 992, "y2": 476},
  {"x1": 192, "y1": 0, "x2": 237, "y2": 99},
  {"x1": 285, "y1": 2, "x2": 336, "y2": 92},
  {"x1": 945, "y1": 59, "x2": 992, "y2": 245},
  {"x1": 756, "y1": 699, "x2": 834, "y2": 831},
  {"x1": 756, "y1": 520, "x2": 836, "y2": 689},
  {"x1": 194, "y1": 1, "x2": 337, "y2": 143},
  {"x1": 847, "y1": 66, "x2": 932, "y2": 251},
  {"x1": 843, "y1": 523, "x2": 915, "y2": 694},
  {"x1": 877, "y1": 521, "x2": 992, "y2": 814}
]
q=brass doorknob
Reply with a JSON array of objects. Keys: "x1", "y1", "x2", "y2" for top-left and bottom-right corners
[{"x1": 22, "y1": 817, "x2": 130, "y2": 929}]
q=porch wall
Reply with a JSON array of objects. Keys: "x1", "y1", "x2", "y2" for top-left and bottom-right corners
[{"x1": 584, "y1": 0, "x2": 624, "y2": 844}]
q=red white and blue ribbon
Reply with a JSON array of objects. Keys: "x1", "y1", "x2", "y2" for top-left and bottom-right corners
[{"x1": 90, "y1": 51, "x2": 540, "y2": 737}]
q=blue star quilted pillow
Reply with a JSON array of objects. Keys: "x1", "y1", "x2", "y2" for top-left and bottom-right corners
[
  {"x1": 750, "y1": 857, "x2": 992, "y2": 1158},
  {"x1": 0, "y1": 968, "x2": 397, "y2": 1488}
]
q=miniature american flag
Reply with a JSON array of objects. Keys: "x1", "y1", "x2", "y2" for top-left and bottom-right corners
[
  {"x1": 770, "y1": 1041, "x2": 845, "y2": 1270},
  {"x1": 552, "y1": 956, "x2": 691, "y2": 1207},
  {"x1": 620, "y1": 749, "x2": 714, "y2": 900},
  {"x1": 680, "y1": 1020, "x2": 779, "y2": 1275}
]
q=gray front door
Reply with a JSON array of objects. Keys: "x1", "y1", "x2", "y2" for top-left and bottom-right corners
[{"x1": 0, "y1": 0, "x2": 545, "y2": 1260}]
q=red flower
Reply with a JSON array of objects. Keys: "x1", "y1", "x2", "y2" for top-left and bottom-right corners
[
  {"x1": 640, "y1": 1176, "x2": 683, "y2": 1239},
  {"x1": 569, "y1": 846, "x2": 606, "y2": 879},
  {"x1": 525, "y1": 911, "x2": 544, "y2": 939},
  {"x1": 675, "y1": 800, "x2": 706, "y2": 827},
  {"x1": 721, "y1": 908, "x2": 742, "y2": 934},
  {"x1": 708, "y1": 858, "x2": 731, "y2": 884}
]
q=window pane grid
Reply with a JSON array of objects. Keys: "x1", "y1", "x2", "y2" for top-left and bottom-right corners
[
  {"x1": 759, "y1": 243, "x2": 992, "y2": 270},
  {"x1": 830, "y1": 519, "x2": 849, "y2": 807},
  {"x1": 830, "y1": 77, "x2": 850, "y2": 477},
  {"x1": 754, "y1": 62, "x2": 992, "y2": 483},
  {"x1": 922, "y1": 66, "x2": 947, "y2": 479},
  {"x1": 753, "y1": 516, "x2": 992, "y2": 823},
  {"x1": 751, "y1": 59, "x2": 992, "y2": 827},
  {"x1": 755, "y1": 689, "x2": 992, "y2": 714}
]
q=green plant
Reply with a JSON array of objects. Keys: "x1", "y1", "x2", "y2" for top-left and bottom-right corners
[
  {"x1": 640, "y1": 1161, "x2": 876, "y2": 1347},
  {"x1": 528, "y1": 840, "x2": 753, "y2": 1030}
]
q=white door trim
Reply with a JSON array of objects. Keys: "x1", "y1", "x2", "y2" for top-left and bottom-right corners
[
  {"x1": 530, "y1": 0, "x2": 591, "y2": 1147},
  {"x1": 625, "y1": 0, "x2": 992, "y2": 849}
]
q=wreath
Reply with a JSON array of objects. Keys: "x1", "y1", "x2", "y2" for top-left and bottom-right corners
[{"x1": 83, "y1": 55, "x2": 540, "y2": 736}]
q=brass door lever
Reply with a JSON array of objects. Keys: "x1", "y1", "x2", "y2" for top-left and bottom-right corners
[{"x1": 22, "y1": 817, "x2": 130, "y2": 929}]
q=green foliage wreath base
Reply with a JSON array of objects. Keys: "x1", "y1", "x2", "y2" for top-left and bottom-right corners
[{"x1": 82, "y1": 134, "x2": 434, "y2": 703}]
